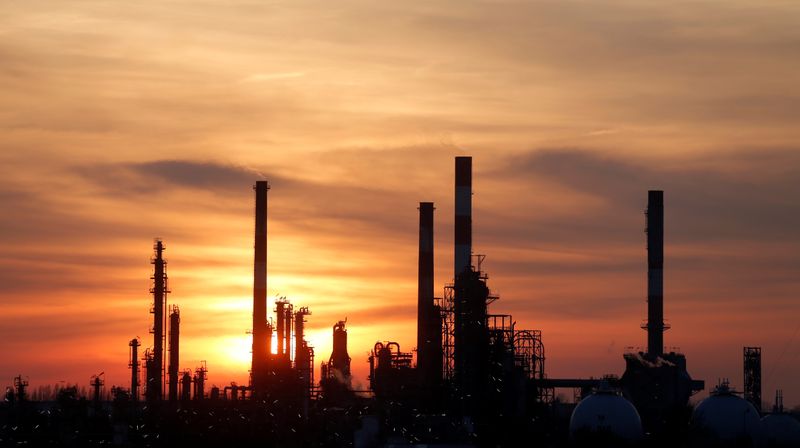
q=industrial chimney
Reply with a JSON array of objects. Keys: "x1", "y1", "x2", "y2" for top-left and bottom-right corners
[
  {"x1": 454, "y1": 157, "x2": 472, "y2": 278},
  {"x1": 452, "y1": 156, "x2": 489, "y2": 414},
  {"x1": 168, "y1": 305, "x2": 180, "y2": 402},
  {"x1": 646, "y1": 190, "x2": 665, "y2": 357},
  {"x1": 417, "y1": 202, "x2": 441, "y2": 386},
  {"x1": 252, "y1": 181, "x2": 270, "y2": 396}
]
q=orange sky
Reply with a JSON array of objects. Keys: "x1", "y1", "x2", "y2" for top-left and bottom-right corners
[{"x1": 1, "y1": 0, "x2": 799, "y2": 406}]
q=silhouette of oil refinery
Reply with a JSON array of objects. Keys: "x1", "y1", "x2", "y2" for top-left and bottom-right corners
[{"x1": 2, "y1": 156, "x2": 798, "y2": 447}]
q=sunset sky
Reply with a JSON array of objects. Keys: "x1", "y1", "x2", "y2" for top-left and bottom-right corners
[{"x1": 1, "y1": 0, "x2": 799, "y2": 405}]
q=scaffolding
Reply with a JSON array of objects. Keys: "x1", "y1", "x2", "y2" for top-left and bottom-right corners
[
  {"x1": 743, "y1": 346, "x2": 762, "y2": 412},
  {"x1": 439, "y1": 283, "x2": 455, "y2": 381}
]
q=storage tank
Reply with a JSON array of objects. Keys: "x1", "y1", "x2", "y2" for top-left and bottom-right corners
[
  {"x1": 761, "y1": 413, "x2": 800, "y2": 447},
  {"x1": 569, "y1": 384, "x2": 643, "y2": 444},
  {"x1": 692, "y1": 382, "x2": 764, "y2": 447}
]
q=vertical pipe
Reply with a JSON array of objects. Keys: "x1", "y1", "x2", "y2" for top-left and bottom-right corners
[
  {"x1": 646, "y1": 190, "x2": 664, "y2": 357},
  {"x1": 266, "y1": 322, "x2": 273, "y2": 363},
  {"x1": 295, "y1": 310, "x2": 305, "y2": 368},
  {"x1": 294, "y1": 307, "x2": 311, "y2": 417},
  {"x1": 152, "y1": 240, "x2": 166, "y2": 401},
  {"x1": 417, "y1": 202, "x2": 438, "y2": 384},
  {"x1": 454, "y1": 157, "x2": 472, "y2": 278},
  {"x1": 129, "y1": 338, "x2": 140, "y2": 402},
  {"x1": 284, "y1": 305, "x2": 293, "y2": 362},
  {"x1": 252, "y1": 181, "x2": 269, "y2": 394},
  {"x1": 168, "y1": 307, "x2": 180, "y2": 402},
  {"x1": 276, "y1": 301, "x2": 285, "y2": 357}
]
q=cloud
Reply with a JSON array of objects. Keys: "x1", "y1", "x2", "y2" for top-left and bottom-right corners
[
  {"x1": 2, "y1": 0, "x2": 800, "y2": 401},
  {"x1": 483, "y1": 148, "x2": 800, "y2": 246},
  {"x1": 77, "y1": 159, "x2": 274, "y2": 193},
  {"x1": 240, "y1": 72, "x2": 307, "y2": 83}
]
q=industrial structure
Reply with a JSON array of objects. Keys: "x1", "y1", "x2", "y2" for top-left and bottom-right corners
[
  {"x1": 90, "y1": 372, "x2": 104, "y2": 404},
  {"x1": 8, "y1": 155, "x2": 796, "y2": 448},
  {"x1": 168, "y1": 306, "x2": 180, "y2": 402},
  {"x1": 368, "y1": 156, "x2": 547, "y2": 438},
  {"x1": 320, "y1": 320, "x2": 354, "y2": 404},
  {"x1": 620, "y1": 190, "x2": 704, "y2": 434},
  {"x1": 251, "y1": 180, "x2": 270, "y2": 399},
  {"x1": 245, "y1": 179, "x2": 317, "y2": 410},
  {"x1": 416, "y1": 202, "x2": 441, "y2": 396},
  {"x1": 128, "y1": 338, "x2": 140, "y2": 402},
  {"x1": 144, "y1": 239, "x2": 169, "y2": 403},
  {"x1": 744, "y1": 346, "x2": 763, "y2": 412}
]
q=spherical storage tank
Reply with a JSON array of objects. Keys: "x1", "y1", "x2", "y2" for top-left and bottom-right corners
[
  {"x1": 569, "y1": 386, "x2": 643, "y2": 443},
  {"x1": 761, "y1": 413, "x2": 800, "y2": 447},
  {"x1": 692, "y1": 382, "x2": 765, "y2": 447}
]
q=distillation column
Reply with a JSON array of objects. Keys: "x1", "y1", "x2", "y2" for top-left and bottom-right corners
[
  {"x1": 129, "y1": 338, "x2": 140, "y2": 402},
  {"x1": 148, "y1": 239, "x2": 168, "y2": 402},
  {"x1": 168, "y1": 306, "x2": 180, "y2": 402}
]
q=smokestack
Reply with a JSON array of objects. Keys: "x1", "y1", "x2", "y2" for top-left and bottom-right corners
[
  {"x1": 454, "y1": 157, "x2": 472, "y2": 278},
  {"x1": 252, "y1": 181, "x2": 269, "y2": 394},
  {"x1": 417, "y1": 202, "x2": 441, "y2": 385},
  {"x1": 646, "y1": 190, "x2": 664, "y2": 357},
  {"x1": 168, "y1": 306, "x2": 180, "y2": 402},
  {"x1": 452, "y1": 156, "x2": 488, "y2": 414},
  {"x1": 129, "y1": 338, "x2": 140, "y2": 402},
  {"x1": 151, "y1": 239, "x2": 168, "y2": 401}
]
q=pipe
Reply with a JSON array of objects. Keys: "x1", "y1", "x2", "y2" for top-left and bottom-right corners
[{"x1": 646, "y1": 190, "x2": 664, "y2": 357}]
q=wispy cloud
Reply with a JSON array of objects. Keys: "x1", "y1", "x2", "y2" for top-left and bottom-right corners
[{"x1": 240, "y1": 72, "x2": 307, "y2": 83}]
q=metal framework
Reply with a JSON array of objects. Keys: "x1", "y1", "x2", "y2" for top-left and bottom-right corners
[
  {"x1": 439, "y1": 283, "x2": 456, "y2": 380},
  {"x1": 148, "y1": 239, "x2": 170, "y2": 401},
  {"x1": 514, "y1": 329, "x2": 552, "y2": 403},
  {"x1": 743, "y1": 346, "x2": 762, "y2": 412}
]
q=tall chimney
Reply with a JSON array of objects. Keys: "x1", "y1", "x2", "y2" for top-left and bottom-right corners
[
  {"x1": 646, "y1": 190, "x2": 664, "y2": 357},
  {"x1": 417, "y1": 202, "x2": 440, "y2": 385},
  {"x1": 454, "y1": 157, "x2": 472, "y2": 278},
  {"x1": 150, "y1": 239, "x2": 168, "y2": 401},
  {"x1": 252, "y1": 181, "x2": 270, "y2": 393},
  {"x1": 168, "y1": 306, "x2": 180, "y2": 402}
]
